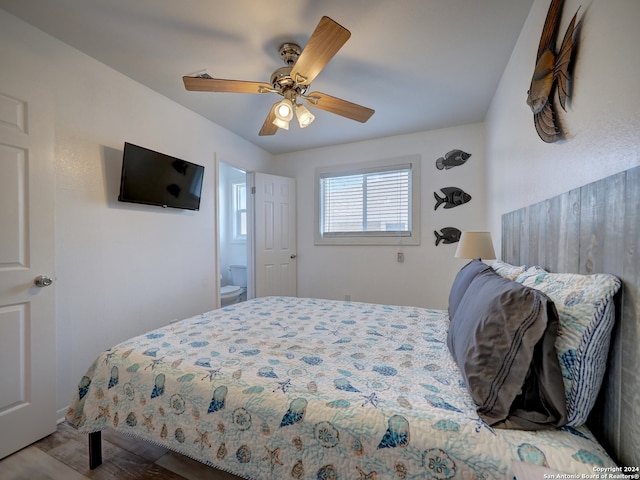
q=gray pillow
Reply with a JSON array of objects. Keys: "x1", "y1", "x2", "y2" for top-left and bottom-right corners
[
  {"x1": 447, "y1": 268, "x2": 567, "y2": 430},
  {"x1": 448, "y1": 259, "x2": 492, "y2": 320}
]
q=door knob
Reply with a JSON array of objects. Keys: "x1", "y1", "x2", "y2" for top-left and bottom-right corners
[
  {"x1": 34, "y1": 275, "x2": 53, "y2": 287},
  {"x1": 290, "y1": 254, "x2": 297, "y2": 259}
]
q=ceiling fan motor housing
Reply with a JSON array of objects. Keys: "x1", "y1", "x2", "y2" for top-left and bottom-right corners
[
  {"x1": 271, "y1": 43, "x2": 309, "y2": 95},
  {"x1": 270, "y1": 66, "x2": 295, "y2": 89}
]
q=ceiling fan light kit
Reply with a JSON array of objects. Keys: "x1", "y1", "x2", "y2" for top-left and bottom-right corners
[
  {"x1": 274, "y1": 98, "x2": 294, "y2": 121},
  {"x1": 182, "y1": 16, "x2": 374, "y2": 136}
]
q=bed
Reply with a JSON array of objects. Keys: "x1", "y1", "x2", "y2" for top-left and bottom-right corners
[{"x1": 66, "y1": 166, "x2": 640, "y2": 478}]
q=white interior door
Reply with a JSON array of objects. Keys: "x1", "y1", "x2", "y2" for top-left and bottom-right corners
[
  {"x1": 0, "y1": 71, "x2": 56, "y2": 459},
  {"x1": 253, "y1": 172, "x2": 297, "y2": 297}
]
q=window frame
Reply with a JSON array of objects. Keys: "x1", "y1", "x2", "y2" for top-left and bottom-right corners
[
  {"x1": 231, "y1": 181, "x2": 247, "y2": 242},
  {"x1": 314, "y1": 155, "x2": 421, "y2": 246}
]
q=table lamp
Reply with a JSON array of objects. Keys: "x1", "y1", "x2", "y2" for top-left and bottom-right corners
[{"x1": 454, "y1": 231, "x2": 496, "y2": 261}]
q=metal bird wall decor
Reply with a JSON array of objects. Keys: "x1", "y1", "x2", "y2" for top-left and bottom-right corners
[{"x1": 527, "y1": 0, "x2": 580, "y2": 143}]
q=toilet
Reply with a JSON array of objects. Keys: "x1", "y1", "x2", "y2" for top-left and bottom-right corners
[{"x1": 220, "y1": 265, "x2": 247, "y2": 306}]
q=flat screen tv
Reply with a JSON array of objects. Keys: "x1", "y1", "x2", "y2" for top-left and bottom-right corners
[{"x1": 118, "y1": 142, "x2": 204, "y2": 211}]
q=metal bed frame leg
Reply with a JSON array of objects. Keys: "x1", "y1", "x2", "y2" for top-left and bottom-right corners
[{"x1": 88, "y1": 431, "x2": 102, "y2": 469}]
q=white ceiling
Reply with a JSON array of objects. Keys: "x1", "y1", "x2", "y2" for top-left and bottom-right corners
[{"x1": 0, "y1": 0, "x2": 534, "y2": 154}]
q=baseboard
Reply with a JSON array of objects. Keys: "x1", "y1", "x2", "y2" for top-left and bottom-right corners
[{"x1": 56, "y1": 406, "x2": 69, "y2": 424}]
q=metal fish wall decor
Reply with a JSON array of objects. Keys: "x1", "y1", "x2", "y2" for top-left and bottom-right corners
[
  {"x1": 434, "y1": 187, "x2": 472, "y2": 210},
  {"x1": 435, "y1": 150, "x2": 471, "y2": 170},
  {"x1": 527, "y1": 0, "x2": 580, "y2": 143},
  {"x1": 433, "y1": 150, "x2": 469, "y2": 247},
  {"x1": 434, "y1": 227, "x2": 461, "y2": 246}
]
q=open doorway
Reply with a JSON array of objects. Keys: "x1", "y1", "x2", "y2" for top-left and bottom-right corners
[{"x1": 218, "y1": 161, "x2": 249, "y2": 307}]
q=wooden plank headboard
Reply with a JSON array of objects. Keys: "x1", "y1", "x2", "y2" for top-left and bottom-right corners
[{"x1": 502, "y1": 166, "x2": 640, "y2": 467}]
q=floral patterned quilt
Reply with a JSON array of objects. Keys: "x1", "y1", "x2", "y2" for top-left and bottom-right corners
[{"x1": 66, "y1": 296, "x2": 615, "y2": 479}]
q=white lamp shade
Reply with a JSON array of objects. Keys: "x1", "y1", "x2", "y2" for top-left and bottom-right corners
[
  {"x1": 272, "y1": 116, "x2": 290, "y2": 130},
  {"x1": 295, "y1": 104, "x2": 315, "y2": 128},
  {"x1": 454, "y1": 231, "x2": 496, "y2": 260}
]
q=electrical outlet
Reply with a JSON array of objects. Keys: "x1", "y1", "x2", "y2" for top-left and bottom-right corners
[{"x1": 397, "y1": 252, "x2": 405, "y2": 263}]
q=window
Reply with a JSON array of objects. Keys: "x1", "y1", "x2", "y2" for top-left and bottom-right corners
[
  {"x1": 315, "y1": 156, "x2": 421, "y2": 245},
  {"x1": 232, "y1": 182, "x2": 247, "y2": 241}
]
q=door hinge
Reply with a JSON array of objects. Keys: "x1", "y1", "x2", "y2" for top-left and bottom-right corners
[{"x1": 251, "y1": 186, "x2": 256, "y2": 194}]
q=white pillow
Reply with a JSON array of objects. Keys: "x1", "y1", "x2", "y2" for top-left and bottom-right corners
[{"x1": 491, "y1": 260, "x2": 526, "y2": 281}]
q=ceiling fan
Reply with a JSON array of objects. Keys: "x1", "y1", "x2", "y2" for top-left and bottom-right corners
[{"x1": 182, "y1": 16, "x2": 375, "y2": 136}]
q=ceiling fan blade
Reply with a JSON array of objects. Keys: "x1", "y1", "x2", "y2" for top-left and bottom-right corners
[
  {"x1": 290, "y1": 16, "x2": 351, "y2": 86},
  {"x1": 259, "y1": 103, "x2": 279, "y2": 136},
  {"x1": 183, "y1": 76, "x2": 272, "y2": 94},
  {"x1": 306, "y1": 92, "x2": 374, "y2": 123}
]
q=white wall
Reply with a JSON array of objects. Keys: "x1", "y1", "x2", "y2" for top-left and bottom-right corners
[
  {"x1": 0, "y1": 10, "x2": 274, "y2": 416},
  {"x1": 486, "y1": 0, "x2": 640, "y2": 254},
  {"x1": 274, "y1": 124, "x2": 487, "y2": 309}
]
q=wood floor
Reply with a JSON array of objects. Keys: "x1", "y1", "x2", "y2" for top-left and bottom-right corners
[{"x1": 0, "y1": 422, "x2": 243, "y2": 480}]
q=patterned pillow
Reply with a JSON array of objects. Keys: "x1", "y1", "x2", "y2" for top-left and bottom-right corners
[
  {"x1": 515, "y1": 268, "x2": 621, "y2": 426},
  {"x1": 491, "y1": 260, "x2": 526, "y2": 281},
  {"x1": 514, "y1": 265, "x2": 547, "y2": 282}
]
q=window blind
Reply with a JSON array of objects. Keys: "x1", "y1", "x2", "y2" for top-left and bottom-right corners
[{"x1": 320, "y1": 164, "x2": 411, "y2": 236}]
